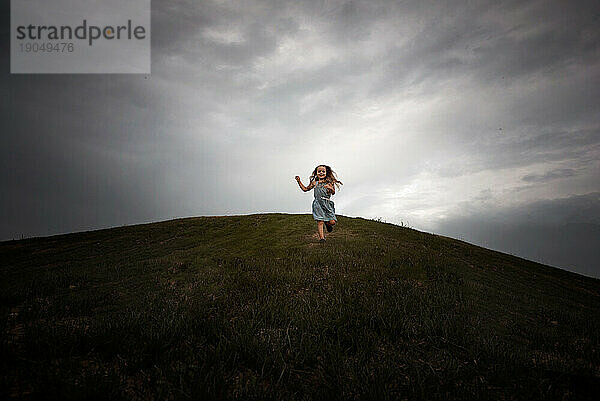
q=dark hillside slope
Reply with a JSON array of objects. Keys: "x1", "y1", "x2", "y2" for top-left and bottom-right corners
[{"x1": 2, "y1": 214, "x2": 599, "y2": 400}]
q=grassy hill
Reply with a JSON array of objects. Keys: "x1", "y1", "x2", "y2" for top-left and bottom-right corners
[{"x1": 1, "y1": 213, "x2": 599, "y2": 400}]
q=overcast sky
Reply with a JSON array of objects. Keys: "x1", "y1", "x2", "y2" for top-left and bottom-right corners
[{"x1": 2, "y1": 0, "x2": 599, "y2": 277}]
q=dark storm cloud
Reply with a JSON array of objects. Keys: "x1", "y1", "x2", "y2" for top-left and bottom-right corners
[
  {"x1": 428, "y1": 126, "x2": 600, "y2": 182},
  {"x1": 434, "y1": 192, "x2": 600, "y2": 278},
  {"x1": 475, "y1": 128, "x2": 599, "y2": 174},
  {"x1": 469, "y1": 2, "x2": 599, "y2": 81},
  {"x1": 1, "y1": 5, "x2": 204, "y2": 238},
  {"x1": 370, "y1": 0, "x2": 600, "y2": 88},
  {"x1": 1, "y1": 76, "x2": 173, "y2": 238},
  {"x1": 152, "y1": 0, "x2": 301, "y2": 71},
  {"x1": 151, "y1": 0, "x2": 214, "y2": 53}
]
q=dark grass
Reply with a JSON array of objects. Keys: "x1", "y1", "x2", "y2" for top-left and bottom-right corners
[{"x1": 1, "y1": 213, "x2": 599, "y2": 400}]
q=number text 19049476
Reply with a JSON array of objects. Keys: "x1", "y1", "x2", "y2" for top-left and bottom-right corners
[{"x1": 19, "y1": 42, "x2": 74, "y2": 53}]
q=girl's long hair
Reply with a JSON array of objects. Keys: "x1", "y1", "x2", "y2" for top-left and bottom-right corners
[{"x1": 309, "y1": 165, "x2": 343, "y2": 190}]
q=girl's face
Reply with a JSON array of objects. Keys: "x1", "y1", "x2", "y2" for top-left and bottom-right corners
[{"x1": 316, "y1": 166, "x2": 327, "y2": 181}]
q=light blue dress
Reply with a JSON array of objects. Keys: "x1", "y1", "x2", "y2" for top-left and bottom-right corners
[{"x1": 312, "y1": 180, "x2": 337, "y2": 221}]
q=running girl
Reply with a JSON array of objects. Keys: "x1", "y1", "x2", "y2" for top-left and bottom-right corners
[{"x1": 295, "y1": 165, "x2": 343, "y2": 242}]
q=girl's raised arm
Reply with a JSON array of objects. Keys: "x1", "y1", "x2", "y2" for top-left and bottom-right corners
[{"x1": 295, "y1": 176, "x2": 315, "y2": 192}]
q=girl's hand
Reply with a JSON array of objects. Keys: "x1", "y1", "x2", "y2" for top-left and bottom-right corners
[
  {"x1": 324, "y1": 183, "x2": 334, "y2": 193},
  {"x1": 295, "y1": 176, "x2": 301, "y2": 182}
]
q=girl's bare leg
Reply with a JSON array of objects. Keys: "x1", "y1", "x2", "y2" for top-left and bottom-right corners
[{"x1": 317, "y1": 221, "x2": 325, "y2": 239}]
